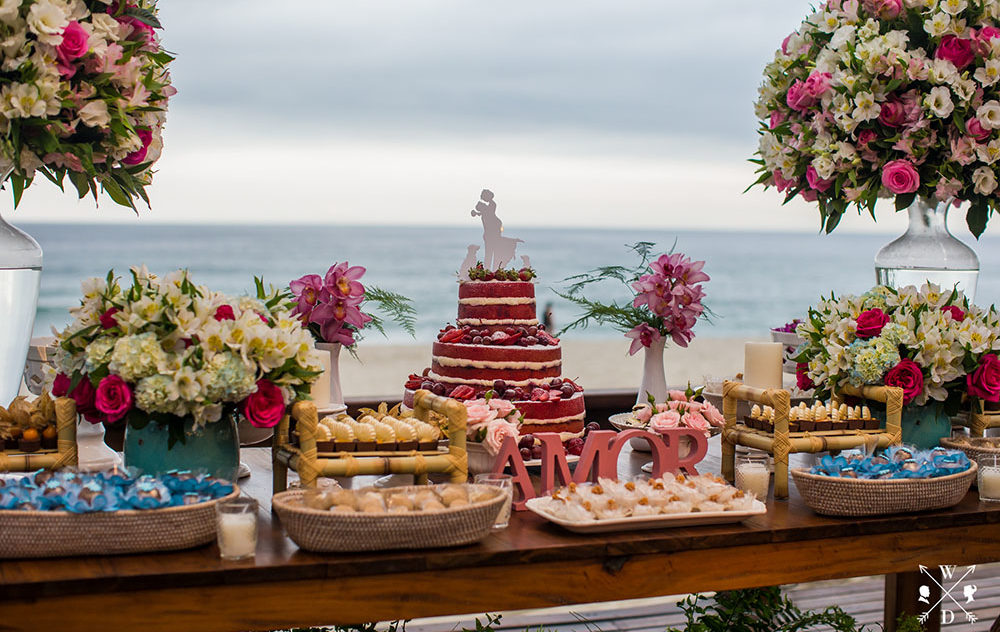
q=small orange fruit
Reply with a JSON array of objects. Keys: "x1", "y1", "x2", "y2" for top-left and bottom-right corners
[
  {"x1": 42, "y1": 425, "x2": 57, "y2": 440},
  {"x1": 21, "y1": 428, "x2": 40, "y2": 442}
]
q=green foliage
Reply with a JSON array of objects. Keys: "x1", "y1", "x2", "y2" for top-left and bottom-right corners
[
  {"x1": 665, "y1": 587, "x2": 868, "y2": 632},
  {"x1": 364, "y1": 286, "x2": 417, "y2": 339}
]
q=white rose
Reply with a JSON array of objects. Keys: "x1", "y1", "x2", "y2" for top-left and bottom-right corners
[
  {"x1": 88, "y1": 13, "x2": 122, "y2": 42},
  {"x1": 974, "y1": 166, "x2": 998, "y2": 195},
  {"x1": 925, "y1": 86, "x2": 954, "y2": 118},
  {"x1": 26, "y1": 0, "x2": 68, "y2": 46},
  {"x1": 977, "y1": 100, "x2": 1000, "y2": 129},
  {"x1": 78, "y1": 100, "x2": 110, "y2": 128},
  {"x1": 812, "y1": 154, "x2": 837, "y2": 180}
]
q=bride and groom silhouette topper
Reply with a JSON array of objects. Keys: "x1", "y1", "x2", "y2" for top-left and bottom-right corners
[{"x1": 459, "y1": 189, "x2": 529, "y2": 280}]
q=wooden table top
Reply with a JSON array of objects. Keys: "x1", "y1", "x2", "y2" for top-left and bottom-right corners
[{"x1": 3, "y1": 443, "x2": 1000, "y2": 631}]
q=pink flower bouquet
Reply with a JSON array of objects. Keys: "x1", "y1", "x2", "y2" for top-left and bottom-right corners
[
  {"x1": 464, "y1": 396, "x2": 522, "y2": 455},
  {"x1": 559, "y1": 242, "x2": 709, "y2": 354},
  {"x1": 752, "y1": 0, "x2": 1000, "y2": 236},
  {"x1": 289, "y1": 262, "x2": 415, "y2": 348},
  {"x1": 631, "y1": 388, "x2": 725, "y2": 439}
]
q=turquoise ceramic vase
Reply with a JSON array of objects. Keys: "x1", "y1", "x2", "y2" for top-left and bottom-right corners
[
  {"x1": 123, "y1": 410, "x2": 240, "y2": 481},
  {"x1": 900, "y1": 404, "x2": 951, "y2": 449}
]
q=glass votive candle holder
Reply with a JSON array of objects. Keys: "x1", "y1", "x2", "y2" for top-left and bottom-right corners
[
  {"x1": 474, "y1": 473, "x2": 513, "y2": 529},
  {"x1": 978, "y1": 455, "x2": 1000, "y2": 503},
  {"x1": 216, "y1": 497, "x2": 258, "y2": 560},
  {"x1": 735, "y1": 455, "x2": 770, "y2": 501}
]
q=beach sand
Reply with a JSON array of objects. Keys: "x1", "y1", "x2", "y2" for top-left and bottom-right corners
[{"x1": 339, "y1": 336, "x2": 759, "y2": 398}]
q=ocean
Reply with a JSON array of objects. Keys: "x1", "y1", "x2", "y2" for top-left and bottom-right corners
[{"x1": 19, "y1": 222, "x2": 1000, "y2": 344}]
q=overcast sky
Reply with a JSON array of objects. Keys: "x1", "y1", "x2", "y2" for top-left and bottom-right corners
[{"x1": 6, "y1": 1, "x2": 967, "y2": 235}]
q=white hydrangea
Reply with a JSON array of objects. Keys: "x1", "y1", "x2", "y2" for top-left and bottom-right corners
[{"x1": 109, "y1": 333, "x2": 167, "y2": 382}]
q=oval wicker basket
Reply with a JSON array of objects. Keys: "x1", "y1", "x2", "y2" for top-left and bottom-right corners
[
  {"x1": 940, "y1": 437, "x2": 1000, "y2": 483},
  {"x1": 273, "y1": 484, "x2": 506, "y2": 552},
  {"x1": 791, "y1": 464, "x2": 977, "y2": 517},
  {"x1": 0, "y1": 488, "x2": 239, "y2": 558}
]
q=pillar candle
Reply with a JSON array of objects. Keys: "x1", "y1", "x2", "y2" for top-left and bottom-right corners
[{"x1": 744, "y1": 342, "x2": 783, "y2": 389}]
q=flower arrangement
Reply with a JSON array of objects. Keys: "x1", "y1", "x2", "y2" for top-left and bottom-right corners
[
  {"x1": 49, "y1": 267, "x2": 323, "y2": 444},
  {"x1": 558, "y1": 242, "x2": 709, "y2": 353},
  {"x1": 751, "y1": 0, "x2": 1000, "y2": 237},
  {"x1": 629, "y1": 388, "x2": 725, "y2": 438},
  {"x1": 795, "y1": 283, "x2": 1000, "y2": 412},
  {"x1": 289, "y1": 262, "x2": 415, "y2": 348},
  {"x1": 0, "y1": 0, "x2": 173, "y2": 210},
  {"x1": 463, "y1": 394, "x2": 523, "y2": 456}
]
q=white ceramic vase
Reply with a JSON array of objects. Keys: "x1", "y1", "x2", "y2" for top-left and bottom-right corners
[
  {"x1": 636, "y1": 337, "x2": 667, "y2": 406},
  {"x1": 312, "y1": 342, "x2": 346, "y2": 415},
  {"x1": 76, "y1": 420, "x2": 122, "y2": 472}
]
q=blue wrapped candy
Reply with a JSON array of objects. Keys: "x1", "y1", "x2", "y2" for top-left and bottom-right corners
[
  {"x1": 202, "y1": 477, "x2": 234, "y2": 498},
  {"x1": 122, "y1": 476, "x2": 172, "y2": 509},
  {"x1": 809, "y1": 444, "x2": 971, "y2": 480},
  {"x1": 63, "y1": 480, "x2": 115, "y2": 513},
  {"x1": 98, "y1": 466, "x2": 139, "y2": 489}
]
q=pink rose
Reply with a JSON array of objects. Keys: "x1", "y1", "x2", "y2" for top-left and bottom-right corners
[
  {"x1": 681, "y1": 412, "x2": 712, "y2": 437},
  {"x1": 968, "y1": 354, "x2": 1000, "y2": 402},
  {"x1": 881, "y1": 159, "x2": 920, "y2": 194},
  {"x1": 884, "y1": 359, "x2": 924, "y2": 404},
  {"x1": 769, "y1": 111, "x2": 786, "y2": 129},
  {"x1": 122, "y1": 128, "x2": 153, "y2": 166},
  {"x1": 95, "y1": 375, "x2": 132, "y2": 423},
  {"x1": 99, "y1": 307, "x2": 120, "y2": 330},
  {"x1": 52, "y1": 373, "x2": 71, "y2": 397},
  {"x1": 241, "y1": 380, "x2": 286, "y2": 428},
  {"x1": 864, "y1": 0, "x2": 902, "y2": 19},
  {"x1": 772, "y1": 170, "x2": 796, "y2": 192},
  {"x1": 806, "y1": 165, "x2": 833, "y2": 192},
  {"x1": 786, "y1": 81, "x2": 815, "y2": 112},
  {"x1": 943, "y1": 305, "x2": 965, "y2": 321},
  {"x1": 667, "y1": 390, "x2": 687, "y2": 401},
  {"x1": 803, "y1": 71, "x2": 832, "y2": 98},
  {"x1": 484, "y1": 419, "x2": 519, "y2": 456},
  {"x1": 649, "y1": 410, "x2": 681, "y2": 434},
  {"x1": 701, "y1": 401, "x2": 725, "y2": 427},
  {"x1": 57, "y1": 21, "x2": 89, "y2": 61},
  {"x1": 936, "y1": 35, "x2": 975, "y2": 70},
  {"x1": 857, "y1": 129, "x2": 877, "y2": 147},
  {"x1": 488, "y1": 397, "x2": 516, "y2": 418},
  {"x1": 655, "y1": 402, "x2": 671, "y2": 413},
  {"x1": 856, "y1": 308, "x2": 890, "y2": 339},
  {"x1": 633, "y1": 405, "x2": 653, "y2": 423},
  {"x1": 214, "y1": 305, "x2": 235, "y2": 321},
  {"x1": 879, "y1": 101, "x2": 905, "y2": 128},
  {"x1": 978, "y1": 26, "x2": 1000, "y2": 41},
  {"x1": 968, "y1": 117, "x2": 991, "y2": 142},
  {"x1": 464, "y1": 402, "x2": 497, "y2": 429}
]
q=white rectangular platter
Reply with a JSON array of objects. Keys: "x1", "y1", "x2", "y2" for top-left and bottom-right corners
[{"x1": 524, "y1": 496, "x2": 767, "y2": 534}]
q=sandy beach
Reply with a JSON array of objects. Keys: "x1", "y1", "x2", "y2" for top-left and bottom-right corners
[{"x1": 339, "y1": 336, "x2": 760, "y2": 398}]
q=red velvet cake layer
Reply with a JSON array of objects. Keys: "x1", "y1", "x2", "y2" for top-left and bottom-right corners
[
  {"x1": 458, "y1": 281, "x2": 534, "y2": 299},
  {"x1": 457, "y1": 303, "x2": 537, "y2": 321},
  {"x1": 432, "y1": 342, "x2": 561, "y2": 364},
  {"x1": 430, "y1": 361, "x2": 561, "y2": 383}
]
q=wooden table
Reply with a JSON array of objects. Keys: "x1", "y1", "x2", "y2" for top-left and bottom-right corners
[{"x1": 1, "y1": 444, "x2": 998, "y2": 632}]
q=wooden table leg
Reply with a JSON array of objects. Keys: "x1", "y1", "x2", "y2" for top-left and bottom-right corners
[{"x1": 884, "y1": 569, "x2": 941, "y2": 632}]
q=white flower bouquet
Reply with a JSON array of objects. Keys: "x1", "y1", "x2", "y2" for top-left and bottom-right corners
[
  {"x1": 50, "y1": 268, "x2": 323, "y2": 440},
  {"x1": 752, "y1": 0, "x2": 1000, "y2": 236},
  {"x1": 0, "y1": 0, "x2": 173, "y2": 210}
]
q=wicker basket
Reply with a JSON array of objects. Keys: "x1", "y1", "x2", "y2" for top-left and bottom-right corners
[
  {"x1": 791, "y1": 464, "x2": 977, "y2": 517},
  {"x1": 0, "y1": 488, "x2": 238, "y2": 558},
  {"x1": 273, "y1": 484, "x2": 506, "y2": 552},
  {"x1": 940, "y1": 437, "x2": 1000, "y2": 479}
]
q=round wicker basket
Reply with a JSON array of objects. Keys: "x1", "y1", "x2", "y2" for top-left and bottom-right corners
[
  {"x1": 940, "y1": 437, "x2": 1000, "y2": 482},
  {"x1": 273, "y1": 484, "x2": 506, "y2": 552},
  {"x1": 0, "y1": 488, "x2": 238, "y2": 558},
  {"x1": 791, "y1": 464, "x2": 976, "y2": 517}
]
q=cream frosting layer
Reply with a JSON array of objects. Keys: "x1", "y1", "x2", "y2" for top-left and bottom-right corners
[
  {"x1": 521, "y1": 412, "x2": 586, "y2": 425},
  {"x1": 427, "y1": 371, "x2": 538, "y2": 387},
  {"x1": 458, "y1": 297, "x2": 535, "y2": 306},
  {"x1": 456, "y1": 318, "x2": 538, "y2": 326},
  {"x1": 432, "y1": 356, "x2": 561, "y2": 370}
]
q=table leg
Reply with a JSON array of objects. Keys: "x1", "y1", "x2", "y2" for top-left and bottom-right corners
[{"x1": 884, "y1": 569, "x2": 941, "y2": 632}]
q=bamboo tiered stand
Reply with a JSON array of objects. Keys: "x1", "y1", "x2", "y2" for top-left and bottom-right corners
[
  {"x1": 956, "y1": 404, "x2": 1000, "y2": 437},
  {"x1": 272, "y1": 389, "x2": 468, "y2": 492},
  {"x1": 0, "y1": 397, "x2": 78, "y2": 473},
  {"x1": 721, "y1": 381, "x2": 903, "y2": 499}
]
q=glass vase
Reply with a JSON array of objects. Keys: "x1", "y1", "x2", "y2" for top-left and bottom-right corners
[
  {"x1": 0, "y1": 208, "x2": 42, "y2": 406},
  {"x1": 874, "y1": 198, "x2": 979, "y2": 302},
  {"x1": 123, "y1": 410, "x2": 240, "y2": 481}
]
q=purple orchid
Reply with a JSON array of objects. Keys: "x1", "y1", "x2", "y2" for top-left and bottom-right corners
[
  {"x1": 626, "y1": 323, "x2": 663, "y2": 355},
  {"x1": 289, "y1": 274, "x2": 324, "y2": 320},
  {"x1": 325, "y1": 262, "x2": 366, "y2": 299}
]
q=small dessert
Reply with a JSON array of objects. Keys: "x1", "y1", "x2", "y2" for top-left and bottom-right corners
[
  {"x1": 372, "y1": 422, "x2": 396, "y2": 445},
  {"x1": 41, "y1": 424, "x2": 57, "y2": 450}
]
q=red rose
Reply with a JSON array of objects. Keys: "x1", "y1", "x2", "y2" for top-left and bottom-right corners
[
  {"x1": 968, "y1": 354, "x2": 1000, "y2": 402},
  {"x1": 884, "y1": 359, "x2": 924, "y2": 404},
  {"x1": 856, "y1": 308, "x2": 890, "y2": 339},
  {"x1": 935, "y1": 35, "x2": 975, "y2": 70},
  {"x1": 214, "y1": 305, "x2": 236, "y2": 321},
  {"x1": 943, "y1": 305, "x2": 965, "y2": 321},
  {"x1": 879, "y1": 100, "x2": 905, "y2": 128},
  {"x1": 52, "y1": 373, "x2": 71, "y2": 397},
  {"x1": 95, "y1": 375, "x2": 132, "y2": 423},
  {"x1": 122, "y1": 128, "x2": 153, "y2": 166},
  {"x1": 796, "y1": 362, "x2": 815, "y2": 391},
  {"x1": 70, "y1": 377, "x2": 102, "y2": 423},
  {"x1": 241, "y1": 380, "x2": 286, "y2": 428},
  {"x1": 100, "y1": 307, "x2": 120, "y2": 330}
]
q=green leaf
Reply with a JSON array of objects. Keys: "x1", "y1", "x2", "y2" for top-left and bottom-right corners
[
  {"x1": 968, "y1": 198, "x2": 989, "y2": 238},
  {"x1": 68, "y1": 171, "x2": 90, "y2": 199},
  {"x1": 894, "y1": 192, "x2": 917, "y2": 211},
  {"x1": 124, "y1": 7, "x2": 162, "y2": 28}
]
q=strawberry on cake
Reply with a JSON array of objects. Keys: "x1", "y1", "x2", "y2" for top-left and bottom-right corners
[{"x1": 403, "y1": 262, "x2": 586, "y2": 441}]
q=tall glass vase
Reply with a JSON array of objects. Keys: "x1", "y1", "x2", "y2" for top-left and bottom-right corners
[
  {"x1": 637, "y1": 337, "x2": 668, "y2": 406},
  {"x1": 0, "y1": 208, "x2": 42, "y2": 406},
  {"x1": 874, "y1": 198, "x2": 979, "y2": 302}
]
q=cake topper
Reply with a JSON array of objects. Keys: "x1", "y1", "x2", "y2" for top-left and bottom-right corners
[
  {"x1": 471, "y1": 189, "x2": 523, "y2": 271},
  {"x1": 457, "y1": 245, "x2": 480, "y2": 281}
]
